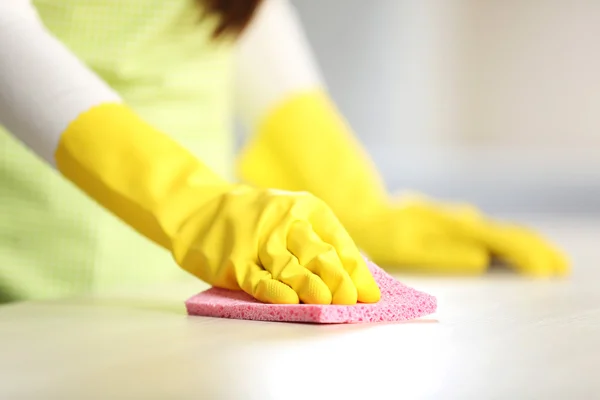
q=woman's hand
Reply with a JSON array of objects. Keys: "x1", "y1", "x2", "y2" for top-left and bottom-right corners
[
  {"x1": 173, "y1": 186, "x2": 381, "y2": 304},
  {"x1": 349, "y1": 194, "x2": 568, "y2": 277}
]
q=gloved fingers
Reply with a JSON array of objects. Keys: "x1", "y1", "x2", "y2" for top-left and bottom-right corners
[
  {"x1": 553, "y1": 248, "x2": 570, "y2": 276},
  {"x1": 286, "y1": 220, "x2": 359, "y2": 305},
  {"x1": 242, "y1": 262, "x2": 300, "y2": 304},
  {"x1": 479, "y1": 223, "x2": 570, "y2": 277},
  {"x1": 397, "y1": 200, "x2": 570, "y2": 277},
  {"x1": 259, "y1": 231, "x2": 332, "y2": 304},
  {"x1": 496, "y1": 252, "x2": 556, "y2": 277},
  {"x1": 309, "y1": 207, "x2": 381, "y2": 303}
]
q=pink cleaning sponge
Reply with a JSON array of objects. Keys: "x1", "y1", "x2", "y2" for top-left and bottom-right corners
[{"x1": 185, "y1": 259, "x2": 436, "y2": 324}]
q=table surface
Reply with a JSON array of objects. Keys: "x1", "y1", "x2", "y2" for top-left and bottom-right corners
[{"x1": 1, "y1": 215, "x2": 599, "y2": 400}]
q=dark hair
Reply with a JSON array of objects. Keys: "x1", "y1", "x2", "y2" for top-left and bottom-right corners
[{"x1": 200, "y1": 0, "x2": 264, "y2": 39}]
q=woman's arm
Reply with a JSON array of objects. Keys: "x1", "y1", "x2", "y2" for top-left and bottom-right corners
[
  {"x1": 232, "y1": 0, "x2": 568, "y2": 276},
  {"x1": 0, "y1": 0, "x2": 121, "y2": 165},
  {"x1": 234, "y1": 0, "x2": 388, "y2": 222},
  {"x1": 0, "y1": 1, "x2": 381, "y2": 303}
]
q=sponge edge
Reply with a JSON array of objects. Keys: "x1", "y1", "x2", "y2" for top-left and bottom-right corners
[{"x1": 185, "y1": 259, "x2": 437, "y2": 324}]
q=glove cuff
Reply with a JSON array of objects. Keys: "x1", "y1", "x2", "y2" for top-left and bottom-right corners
[
  {"x1": 237, "y1": 89, "x2": 389, "y2": 227},
  {"x1": 55, "y1": 102, "x2": 231, "y2": 250}
]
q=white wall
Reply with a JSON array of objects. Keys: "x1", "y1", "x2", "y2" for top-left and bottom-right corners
[
  {"x1": 291, "y1": 0, "x2": 600, "y2": 213},
  {"x1": 460, "y1": 0, "x2": 600, "y2": 147}
]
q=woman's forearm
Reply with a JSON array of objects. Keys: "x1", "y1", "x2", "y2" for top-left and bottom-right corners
[
  {"x1": 0, "y1": 1, "x2": 227, "y2": 249},
  {"x1": 234, "y1": 0, "x2": 388, "y2": 221}
]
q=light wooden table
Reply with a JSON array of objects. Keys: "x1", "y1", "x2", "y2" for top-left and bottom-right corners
[{"x1": 1, "y1": 216, "x2": 599, "y2": 400}]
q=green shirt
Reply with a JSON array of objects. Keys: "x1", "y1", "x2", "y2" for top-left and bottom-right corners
[{"x1": 0, "y1": 0, "x2": 235, "y2": 301}]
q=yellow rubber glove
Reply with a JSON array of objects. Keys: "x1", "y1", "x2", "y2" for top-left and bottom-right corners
[
  {"x1": 350, "y1": 194, "x2": 568, "y2": 276},
  {"x1": 55, "y1": 103, "x2": 380, "y2": 304},
  {"x1": 236, "y1": 90, "x2": 569, "y2": 277}
]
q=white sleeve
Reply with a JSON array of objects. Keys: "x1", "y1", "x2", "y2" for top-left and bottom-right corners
[
  {"x1": 0, "y1": 0, "x2": 122, "y2": 167},
  {"x1": 234, "y1": 0, "x2": 325, "y2": 131}
]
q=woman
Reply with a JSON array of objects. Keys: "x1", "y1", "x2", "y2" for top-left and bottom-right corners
[{"x1": 0, "y1": 0, "x2": 567, "y2": 304}]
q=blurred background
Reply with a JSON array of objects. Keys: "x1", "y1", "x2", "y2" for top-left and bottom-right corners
[{"x1": 288, "y1": 0, "x2": 600, "y2": 214}]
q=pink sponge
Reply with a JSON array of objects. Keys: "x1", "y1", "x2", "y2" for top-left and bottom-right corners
[{"x1": 185, "y1": 259, "x2": 437, "y2": 324}]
